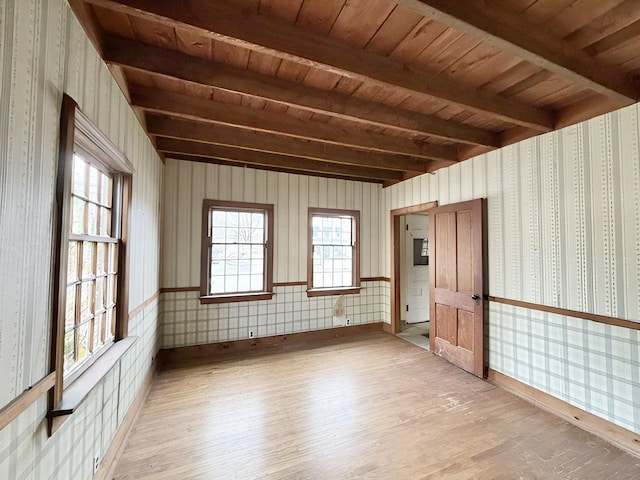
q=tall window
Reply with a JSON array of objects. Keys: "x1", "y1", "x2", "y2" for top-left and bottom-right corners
[
  {"x1": 52, "y1": 95, "x2": 132, "y2": 395},
  {"x1": 200, "y1": 200, "x2": 274, "y2": 303},
  {"x1": 307, "y1": 208, "x2": 360, "y2": 296},
  {"x1": 64, "y1": 154, "x2": 121, "y2": 376}
]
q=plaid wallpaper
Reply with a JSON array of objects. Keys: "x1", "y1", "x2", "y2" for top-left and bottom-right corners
[{"x1": 382, "y1": 103, "x2": 640, "y2": 436}]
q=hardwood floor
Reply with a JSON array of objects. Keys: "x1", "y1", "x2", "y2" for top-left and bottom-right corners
[{"x1": 114, "y1": 332, "x2": 640, "y2": 479}]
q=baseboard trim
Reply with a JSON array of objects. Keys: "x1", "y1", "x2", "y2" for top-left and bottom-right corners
[
  {"x1": 381, "y1": 322, "x2": 392, "y2": 334},
  {"x1": 159, "y1": 322, "x2": 385, "y2": 366},
  {"x1": 487, "y1": 369, "x2": 640, "y2": 459},
  {"x1": 94, "y1": 359, "x2": 157, "y2": 480}
]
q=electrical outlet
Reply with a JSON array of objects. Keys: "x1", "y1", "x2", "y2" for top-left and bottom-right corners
[
  {"x1": 249, "y1": 330, "x2": 254, "y2": 339},
  {"x1": 346, "y1": 318, "x2": 351, "y2": 326},
  {"x1": 93, "y1": 455, "x2": 100, "y2": 474}
]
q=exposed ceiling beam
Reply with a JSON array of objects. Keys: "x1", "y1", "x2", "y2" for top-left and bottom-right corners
[
  {"x1": 130, "y1": 85, "x2": 459, "y2": 163},
  {"x1": 104, "y1": 35, "x2": 499, "y2": 148},
  {"x1": 84, "y1": 0, "x2": 555, "y2": 130},
  {"x1": 146, "y1": 115, "x2": 431, "y2": 173},
  {"x1": 396, "y1": 0, "x2": 638, "y2": 105},
  {"x1": 156, "y1": 139, "x2": 405, "y2": 182},
  {"x1": 166, "y1": 154, "x2": 389, "y2": 184}
]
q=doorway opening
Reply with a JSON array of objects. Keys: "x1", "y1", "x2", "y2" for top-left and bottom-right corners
[
  {"x1": 396, "y1": 214, "x2": 431, "y2": 350},
  {"x1": 390, "y1": 202, "x2": 437, "y2": 339}
]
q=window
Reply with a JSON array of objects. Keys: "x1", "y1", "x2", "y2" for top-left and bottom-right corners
[
  {"x1": 51, "y1": 95, "x2": 133, "y2": 421},
  {"x1": 307, "y1": 208, "x2": 360, "y2": 296},
  {"x1": 200, "y1": 200, "x2": 274, "y2": 303},
  {"x1": 63, "y1": 154, "x2": 121, "y2": 377}
]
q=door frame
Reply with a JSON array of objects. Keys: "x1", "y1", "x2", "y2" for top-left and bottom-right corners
[{"x1": 390, "y1": 201, "x2": 438, "y2": 334}]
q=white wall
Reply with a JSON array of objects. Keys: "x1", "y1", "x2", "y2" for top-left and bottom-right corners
[
  {"x1": 161, "y1": 160, "x2": 388, "y2": 348},
  {"x1": 381, "y1": 104, "x2": 640, "y2": 435},
  {"x1": 0, "y1": 1, "x2": 163, "y2": 478}
]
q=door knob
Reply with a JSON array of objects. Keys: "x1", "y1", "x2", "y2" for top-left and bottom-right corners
[{"x1": 471, "y1": 294, "x2": 480, "y2": 301}]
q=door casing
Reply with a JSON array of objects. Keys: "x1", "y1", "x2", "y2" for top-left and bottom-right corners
[{"x1": 390, "y1": 201, "x2": 437, "y2": 334}]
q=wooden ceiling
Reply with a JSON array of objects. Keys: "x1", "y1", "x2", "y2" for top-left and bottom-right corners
[{"x1": 70, "y1": 0, "x2": 640, "y2": 184}]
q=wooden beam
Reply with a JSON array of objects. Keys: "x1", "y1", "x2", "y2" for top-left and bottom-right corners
[
  {"x1": 130, "y1": 85, "x2": 458, "y2": 162},
  {"x1": 156, "y1": 140, "x2": 405, "y2": 181},
  {"x1": 397, "y1": 0, "x2": 638, "y2": 105},
  {"x1": 145, "y1": 115, "x2": 431, "y2": 173},
  {"x1": 167, "y1": 154, "x2": 387, "y2": 184},
  {"x1": 103, "y1": 35, "x2": 498, "y2": 147},
  {"x1": 85, "y1": 0, "x2": 555, "y2": 130}
]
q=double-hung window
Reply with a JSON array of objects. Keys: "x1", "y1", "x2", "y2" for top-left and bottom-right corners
[
  {"x1": 307, "y1": 208, "x2": 360, "y2": 296},
  {"x1": 50, "y1": 95, "x2": 133, "y2": 431},
  {"x1": 64, "y1": 154, "x2": 122, "y2": 377},
  {"x1": 200, "y1": 200, "x2": 274, "y2": 303}
]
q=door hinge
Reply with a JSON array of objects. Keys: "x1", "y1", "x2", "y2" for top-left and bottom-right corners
[
  {"x1": 406, "y1": 224, "x2": 409, "y2": 231},
  {"x1": 406, "y1": 305, "x2": 409, "y2": 312}
]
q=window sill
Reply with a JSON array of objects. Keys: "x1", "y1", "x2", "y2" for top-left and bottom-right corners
[
  {"x1": 48, "y1": 336, "x2": 137, "y2": 424},
  {"x1": 200, "y1": 292, "x2": 274, "y2": 304},
  {"x1": 306, "y1": 286, "x2": 361, "y2": 297}
]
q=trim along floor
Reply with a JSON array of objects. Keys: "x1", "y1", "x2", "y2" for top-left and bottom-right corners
[{"x1": 113, "y1": 332, "x2": 640, "y2": 479}]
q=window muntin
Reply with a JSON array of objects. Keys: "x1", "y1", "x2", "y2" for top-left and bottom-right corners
[
  {"x1": 201, "y1": 201, "x2": 274, "y2": 302},
  {"x1": 308, "y1": 208, "x2": 360, "y2": 294},
  {"x1": 64, "y1": 154, "x2": 121, "y2": 377}
]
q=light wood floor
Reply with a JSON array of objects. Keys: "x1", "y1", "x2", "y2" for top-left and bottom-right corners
[{"x1": 114, "y1": 332, "x2": 640, "y2": 479}]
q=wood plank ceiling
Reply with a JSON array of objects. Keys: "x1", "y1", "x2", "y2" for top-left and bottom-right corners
[{"x1": 70, "y1": 0, "x2": 640, "y2": 184}]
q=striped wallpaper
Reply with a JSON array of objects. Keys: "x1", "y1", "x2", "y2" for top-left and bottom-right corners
[
  {"x1": 381, "y1": 103, "x2": 640, "y2": 434},
  {"x1": 0, "y1": 0, "x2": 163, "y2": 479},
  {"x1": 162, "y1": 159, "x2": 383, "y2": 286},
  {"x1": 160, "y1": 159, "x2": 387, "y2": 349}
]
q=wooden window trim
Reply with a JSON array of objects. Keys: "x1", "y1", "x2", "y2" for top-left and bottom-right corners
[
  {"x1": 307, "y1": 208, "x2": 360, "y2": 297},
  {"x1": 48, "y1": 94, "x2": 134, "y2": 435},
  {"x1": 200, "y1": 200, "x2": 274, "y2": 303}
]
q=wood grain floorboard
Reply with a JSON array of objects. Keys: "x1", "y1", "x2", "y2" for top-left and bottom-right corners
[{"x1": 113, "y1": 332, "x2": 640, "y2": 479}]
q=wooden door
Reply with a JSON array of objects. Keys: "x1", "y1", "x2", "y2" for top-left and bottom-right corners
[{"x1": 429, "y1": 199, "x2": 485, "y2": 377}]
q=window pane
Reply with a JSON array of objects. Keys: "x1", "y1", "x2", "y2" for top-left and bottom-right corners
[
  {"x1": 239, "y1": 212, "x2": 252, "y2": 228},
  {"x1": 77, "y1": 321, "x2": 90, "y2": 362},
  {"x1": 66, "y1": 286, "x2": 76, "y2": 331},
  {"x1": 211, "y1": 260, "x2": 224, "y2": 276},
  {"x1": 239, "y1": 227, "x2": 251, "y2": 243},
  {"x1": 238, "y1": 259, "x2": 250, "y2": 275},
  {"x1": 96, "y1": 243, "x2": 106, "y2": 275},
  {"x1": 101, "y1": 174, "x2": 111, "y2": 206},
  {"x1": 251, "y1": 245, "x2": 264, "y2": 259},
  {"x1": 250, "y1": 227, "x2": 264, "y2": 243},
  {"x1": 109, "y1": 274, "x2": 118, "y2": 306},
  {"x1": 212, "y1": 227, "x2": 225, "y2": 243},
  {"x1": 67, "y1": 242, "x2": 79, "y2": 283},
  {"x1": 100, "y1": 207, "x2": 111, "y2": 236},
  {"x1": 88, "y1": 166, "x2": 100, "y2": 202},
  {"x1": 212, "y1": 210, "x2": 226, "y2": 227},
  {"x1": 238, "y1": 275, "x2": 251, "y2": 292},
  {"x1": 93, "y1": 314, "x2": 103, "y2": 351},
  {"x1": 95, "y1": 277, "x2": 105, "y2": 312},
  {"x1": 226, "y1": 211, "x2": 238, "y2": 227},
  {"x1": 82, "y1": 242, "x2": 95, "y2": 279},
  {"x1": 225, "y1": 227, "x2": 238, "y2": 243},
  {"x1": 250, "y1": 274, "x2": 262, "y2": 291},
  {"x1": 224, "y1": 275, "x2": 238, "y2": 292},
  {"x1": 211, "y1": 276, "x2": 225, "y2": 294},
  {"x1": 225, "y1": 245, "x2": 239, "y2": 275},
  {"x1": 105, "y1": 308, "x2": 114, "y2": 341},
  {"x1": 72, "y1": 197, "x2": 85, "y2": 234},
  {"x1": 64, "y1": 331, "x2": 75, "y2": 372},
  {"x1": 87, "y1": 203, "x2": 98, "y2": 235},
  {"x1": 250, "y1": 259, "x2": 263, "y2": 275},
  {"x1": 73, "y1": 156, "x2": 86, "y2": 195},
  {"x1": 80, "y1": 282, "x2": 92, "y2": 321},
  {"x1": 251, "y1": 212, "x2": 263, "y2": 229}
]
